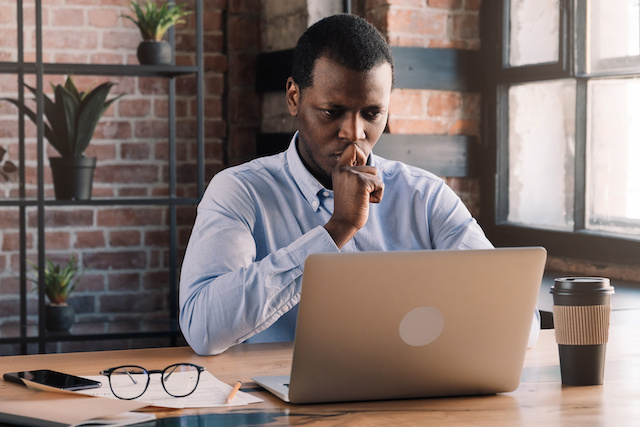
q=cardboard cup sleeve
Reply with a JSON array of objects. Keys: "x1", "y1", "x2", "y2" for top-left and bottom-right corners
[{"x1": 553, "y1": 304, "x2": 611, "y2": 345}]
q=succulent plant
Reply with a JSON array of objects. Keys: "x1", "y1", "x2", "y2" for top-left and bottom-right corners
[
  {"x1": 28, "y1": 255, "x2": 85, "y2": 305},
  {"x1": 124, "y1": 0, "x2": 192, "y2": 42},
  {"x1": 1, "y1": 75, "x2": 123, "y2": 158}
]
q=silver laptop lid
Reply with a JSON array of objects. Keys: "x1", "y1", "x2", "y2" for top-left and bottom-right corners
[{"x1": 287, "y1": 247, "x2": 547, "y2": 404}]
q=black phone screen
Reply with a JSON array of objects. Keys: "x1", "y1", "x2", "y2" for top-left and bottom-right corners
[{"x1": 3, "y1": 369, "x2": 102, "y2": 391}]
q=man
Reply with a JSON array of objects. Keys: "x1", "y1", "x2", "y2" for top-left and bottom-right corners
[{"x1": 180, "y1": 14, "x2": 535, "y2": 356}]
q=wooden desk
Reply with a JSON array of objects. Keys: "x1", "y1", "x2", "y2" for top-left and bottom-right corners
[{"x1": 1, "y1": 326, "x2": 639, "y2": 426}]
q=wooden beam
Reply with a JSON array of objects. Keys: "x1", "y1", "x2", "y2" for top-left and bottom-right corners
[{"x1": 256, "y1": 47, "x2": 482, "y2": 93}]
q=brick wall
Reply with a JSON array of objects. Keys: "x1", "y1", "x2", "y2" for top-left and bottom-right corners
[
  {"x1": 377, "y1": 0, "x2": 483, "y2": 216},
  {"x1": 0, "y1": 0, "x2": 241, "y2": 355}
]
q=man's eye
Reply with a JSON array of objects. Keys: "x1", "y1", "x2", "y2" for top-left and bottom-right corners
[
  {"x1": 364, "y1": 111, "x2": 382, "y2": 120},
  {"x1": 321, "y1": 109, "x2": 340, "y2": 117}
]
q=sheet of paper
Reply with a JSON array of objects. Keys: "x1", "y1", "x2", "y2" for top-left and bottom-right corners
[
  {"x1": 77, "y1": 371, "x2": 262, "y2": 408},
  {"x1": 0, "y1": 391, "x2": 152, "y2": 427}
]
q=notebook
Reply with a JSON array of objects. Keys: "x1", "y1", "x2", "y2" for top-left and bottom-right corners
[{"x1": 252, "y1": 247, "x2": 547, "y2": 404}]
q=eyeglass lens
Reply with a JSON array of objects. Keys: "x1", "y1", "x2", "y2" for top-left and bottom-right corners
[
  {"x1": 107, "y1": 364, "x2": 201, "y2": 400},
  {"x1": 108, "y1": 366, "x2": 149, "y2": 399},
  {"x1": 162, "y1": 363, "x2": 201, "y2": 397}
]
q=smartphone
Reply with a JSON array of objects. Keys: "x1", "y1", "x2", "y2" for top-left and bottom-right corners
[{"x1": 3, "y1": 369, "x2": 102, "y2": 391}]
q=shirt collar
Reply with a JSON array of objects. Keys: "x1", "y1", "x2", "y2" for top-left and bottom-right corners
[{"x1": 286, "y1": 132, "x2": 326, "y2": 211}]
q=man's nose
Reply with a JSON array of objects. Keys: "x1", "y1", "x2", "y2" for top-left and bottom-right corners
[{"x1": 338, "y1": 113, "x2": 366, "y2": 142}]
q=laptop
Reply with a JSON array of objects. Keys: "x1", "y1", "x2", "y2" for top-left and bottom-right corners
[{"x1": 252, "y1": 247, "x2": 547, "y2": 404}]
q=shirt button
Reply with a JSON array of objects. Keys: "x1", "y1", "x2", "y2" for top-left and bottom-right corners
[
  {"x1": 312, "y1": 201, "x2": 319, "y2": 209},
  {"x1": 322, "y1": 191, "x2": 330, "y2": 197}
]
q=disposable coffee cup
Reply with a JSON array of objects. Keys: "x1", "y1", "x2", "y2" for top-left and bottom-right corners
[{"x1": 550, "y1": 277, "x2": 614, "y2": 386}]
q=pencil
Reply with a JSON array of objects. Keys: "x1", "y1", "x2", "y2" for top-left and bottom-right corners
[{"x1": 225, "y1": 380, "x2": 242, "y2": 404}]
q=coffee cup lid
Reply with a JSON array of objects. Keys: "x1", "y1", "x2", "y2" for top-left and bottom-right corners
[{"x1": 550, "y1": 277, "x2": 614, "y2": 295}]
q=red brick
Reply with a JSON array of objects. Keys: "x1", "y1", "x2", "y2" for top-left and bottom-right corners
[
  {"x1": 144, "y1": 230, "x2": 169, "y2": 247},
  {"x1": 228, "y1": 53, "x2": 257, "y2": 87},
  {"x1": 466, "y1": 0, "x2": 482, "y2": 12},
  {"x1": 94, "y1": 164, "x2": 159, "y2": 184},
  {"x1": 97, "y1": 208, "x2": 163, "y2": 227},
  {"x1": 41, "y1": 30, "x2": 98, "y2": 50},
  {"x1": 134, "y1": 120, "x2": 168, "y2": 138},
  {"x1": 44, "y1": 231, "x2": 71, "y2": 250},
  {"x1": 139, "y1": 78, "x2": 168, "y2": 95},
  {"x1": 390, "y1": 89, "x2": 426, "y2": 118},
  {"x1": 204, "y1": 54, "x2": 228, "y2": 73},
  {"x1": 121, "y1": 142, "x2": 151, "y2": 160},
  {"x1": 427, "y1": 0, "x2": 463, "y2": 9},
  {"x1": 2, "y1": 232, "x2": 34, "y2": 252},
  {"x1": 90, "y1": 53, "x2": 126, "y2": 65},
  {"x1": 109, "y1": 230, "x2": 141, "y2": 247},
  {"x1": 85, "y1": 143, "x2": 117, "y2": 160},
  {"x1": 50, "y1": 8, "x2": 85, "y2": 26},
  {"x1": 31, "y1": 209, "x2": 94, "y2": 228},
  {"x1": 108, "y1": 273, "x2": 141, "y2": 292},
  {"x1": 387, "y1": 118, "x2": 449, "y2": 134},
  {"x1": 103, "y1": 30, "x2": 139, "y2": 50},
  {"x1": 451, "y1": 14, "x2": 479, "y2": 40},
  {"x1": 84, "y1": 251, "x2": 147, "y2": 270},
  {"x1": 119, "y1": 99, "x2": 152, "y2": 117},
  {"x1": 428, "y1": 92, "x2": 461, "y2": 117},
  {"x1": 75, "y1": 231, "x2": 106, "y2": 249},
  {"x1": 143, "y1": 270, "x2": 170, "y2": 290},
  {"x1": 88, "y1": 8, "x2": 119, "y2": 28},
  {"x1": 100, "y1": 293, "x2": 164, "y2": 313},
  {"x1": 227, "y1": 15, "x2": 260, "y2": 51},
  {"x1": 0, "y1": 209, "x2": 19, "y2": 229}
]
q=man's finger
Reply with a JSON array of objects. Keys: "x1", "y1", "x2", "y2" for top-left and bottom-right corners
[
  {"x1": 353, "y1": 144, "x2": 367, "y2": 166},
  {"x1": 337, "y1": 144, "x2": 358, "y2": 168}
]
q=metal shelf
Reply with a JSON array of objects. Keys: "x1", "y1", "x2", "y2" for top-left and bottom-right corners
[
  {"x1": 0, "y1": 197, "x2": 201, "y2": 207},
  {"x1": 1, "y1": 0, "x2": 205, "y2": 355},
  {"x1": 0, "y1": 61, "x2": 198, "y2": 78}
]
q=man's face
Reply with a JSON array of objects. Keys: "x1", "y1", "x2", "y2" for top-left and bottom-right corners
[{"x1": 286, "y1": 55, "x2": 393, "y2": 189}]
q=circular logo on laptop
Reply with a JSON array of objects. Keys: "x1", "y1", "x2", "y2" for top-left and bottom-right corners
[{"x1": 399, "y1": 306, "x2": 444, "y2": 346}]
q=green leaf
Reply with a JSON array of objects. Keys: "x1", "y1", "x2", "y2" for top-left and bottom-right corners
[
  {"x1": 1, "y1": 90, "x2": 60, "y2": 153},
  {"x1": 63, "y1": 75, "x2": 82, "y2": 101},
  {"x1": 75, "y1": 82, "x2": 114, "y2": 156},
  {"x1": 54, "y1": 85, "x2": 80, "y2": 156}
]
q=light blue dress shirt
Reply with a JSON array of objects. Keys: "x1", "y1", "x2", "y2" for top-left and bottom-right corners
[{"x1": 179, "y1": 133, "x2": 497, "y2": 355}]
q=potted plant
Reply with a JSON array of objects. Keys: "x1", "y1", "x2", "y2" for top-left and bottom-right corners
[
  {"x1": 2, "y1": 75, "x2": 123, "y2": 200},
  {"x1": 28, "y1": 255, "x2": 85, "y2": 333},
  {"x1": 124, "y1": 0, "x2": 192, "y2": 65}
]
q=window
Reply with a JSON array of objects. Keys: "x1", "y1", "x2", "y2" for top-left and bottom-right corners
[{"x1": 481, "y1": 0, "x2": 640, "y2": 264}]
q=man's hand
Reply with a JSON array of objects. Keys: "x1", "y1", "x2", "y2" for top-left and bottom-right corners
[{"x1": 324, "y1": 144, "x2": 384, "y2": 248}]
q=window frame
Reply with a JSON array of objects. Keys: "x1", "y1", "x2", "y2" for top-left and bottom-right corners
[{"x1": 480, "y1": 0, "x2": 640, "y2": 265}]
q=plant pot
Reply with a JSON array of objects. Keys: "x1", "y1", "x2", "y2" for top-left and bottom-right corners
[
  {"x1": 45, "y1": 304, "x2": 75, "y2": 333},
  {"x1": 137, "y1": 40, "x2": 172, "y2": 65},
  {"x1": 49, "y1": 156, "x2": 96, "y2": 201}
]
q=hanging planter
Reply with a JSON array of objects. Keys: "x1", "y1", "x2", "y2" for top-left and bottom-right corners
[{"x1": 124, "y1": 1, "x2": 192, "y2": 66}]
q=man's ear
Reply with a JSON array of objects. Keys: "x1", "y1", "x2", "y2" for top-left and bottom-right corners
[{"x1": 286, "y1": 77, "x2": 300, "y2": 117}]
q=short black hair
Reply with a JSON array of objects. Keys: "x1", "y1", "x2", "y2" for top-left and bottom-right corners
[{"x1": 291, "y1": 14, "x2": 394, "y2": 91}]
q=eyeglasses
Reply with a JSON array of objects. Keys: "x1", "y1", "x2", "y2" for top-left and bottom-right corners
[{"x1": 100, "y1": 363, "x2": 206, "y2": 400}]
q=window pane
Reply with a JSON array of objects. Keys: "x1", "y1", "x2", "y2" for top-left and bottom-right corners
[
  {"x1": 587, "y1": 0, "x2": 640, "y2": 73},
  {"x1": 587, "y1": 79, "x2": 640, "y2": 235},
  {"x1": 509, "y1": 0, "x2": 559, "y2": 66},
  {"x1": 507, "y1": 80, "x2": 575, "y2": 229}
]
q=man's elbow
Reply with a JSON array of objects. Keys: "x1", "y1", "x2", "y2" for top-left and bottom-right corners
[{"x1": 179, "y1": 306, "x2": 233, "y2": 356}]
